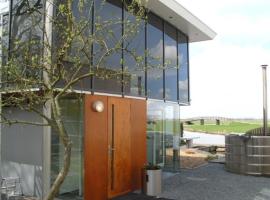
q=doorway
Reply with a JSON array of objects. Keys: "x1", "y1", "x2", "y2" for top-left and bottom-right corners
[
  {"x1": 84, "y1": 95, "x2": 146, "y2": 200},
  {"x1": 107, "y1": 97, "x2": 132, "y2": 198}
]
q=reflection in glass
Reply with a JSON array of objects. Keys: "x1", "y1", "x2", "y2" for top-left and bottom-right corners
[
  {"x1": 147, "y1": 13, "x2": 163, "y2": 100},
  {"x1": 164, "y1": 22, "x2": 177, "y2": 101},
  {"x1": 178, "y1": 31, "x2": 189, "y2": 103},
  {"x1": 51, "y1": 97, "x2": 84, "y2": 199},
  {"x1": 147, "y1": 101, "x2": 165, "y2": 166},
  {"x1": 163, "y1": 103, "x2": 180, "y2": 171},
  {"x1": 147, "y1": 100, "x2": 180, "y2": 171},
  {"x1": 123, "y1": 1, "x2": 145, "y2": 97},
  {"x1": 0, "y1": 14, "x2": 9, "y2": 87},
  {"x1": 10, "y1": 0, "x2": 44, "y2": 83},
  {"x1": 93, "y1": 0, "x2": 123, "y2": 94}
]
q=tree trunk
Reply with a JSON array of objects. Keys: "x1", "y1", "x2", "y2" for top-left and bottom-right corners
[
  {"x1": 44, "y1": 141, "x2": 72, "y2": 200},
  {"x1": 44, "y1": 99, "x2": 72, "y2": 200}
]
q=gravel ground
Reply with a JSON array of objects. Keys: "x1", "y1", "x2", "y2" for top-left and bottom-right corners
[{"x1": 161, "y1": 163, "x2": 270, "y2": 200}]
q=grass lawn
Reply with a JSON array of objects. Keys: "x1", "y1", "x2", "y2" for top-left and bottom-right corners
[{"x1": 184, "y1": 121, "x2": 264, "y2": 135}]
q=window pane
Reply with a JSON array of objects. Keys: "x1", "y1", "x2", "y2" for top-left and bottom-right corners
[
  {"x1": 147, "y1": 101, "x2": 165, "y2": 166},
  {"x1": 147, "y1": 13, "x2": 163, "y2": 100},
  {"x1": 164, "y1": 22, "x2": 177, "y2": 101},
  {"x1": 10, "y1": 0, "x2": 44, "y2": 85},
  {"x1": 123, "y1": 1, "x2": 145, "y2": 97},
  {"x1": 147, "y1": 100, "x2": 181, "y2": 172},
  {"x1": 178, "y1": 31, "x2": 189, "y2": 103},
  {"x1": 54, "y1": 1, "x2": 93, "y2": 91},
  {"x1": 1, "y1": 14, "x2": 9, "y2": 87},
  {"x1": 93, "y1": 0, "x2": 123, "y2": 94},
  {"x1": 51, "y1": 97, "x2": 84, "y2": 199}
]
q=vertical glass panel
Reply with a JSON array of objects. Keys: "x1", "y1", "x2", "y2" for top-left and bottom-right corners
[
  {"x1": 163, "y1": 103, "x2": 180, "y2": 171},
  {"x1": 0, "y1": 13, "x2": 9, "y2": 87},
  {"x1": 147, "y1": 13, "x2": 163, "y2": 100},
  {"x1": 54, "y1": 1, "x2": 93, "y2": 91},
  {"x1": 93, "y1": 0, "x2": 123, "y2": 94},
  {"x1": 51, "y1": 97, "x2": 84, "y2": 199},
  {"x1": 147, "y1": 101, "x2": 165, "y2": 166},
  {"x1": 0, "y1": 14, "x2": 9, "y2": 65},
  {"x1": 164, "y1": 22, "x2": 177, "y2": 101},
  {"x1": 10, "y1": 0, "x2": 44, "y2": 85},
  {"x1": 147, "y1": 100, "x2": 181, "y2": 171},
  {"x1": 123, "y1": 1, "x2": 145, "y2": 97},
  {"x1": 178, "y1": 31, "x2": 189, "y2": 104}
]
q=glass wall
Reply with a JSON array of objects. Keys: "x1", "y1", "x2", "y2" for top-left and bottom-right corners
[
  {"x1": 164, "y1": 22, "x2": 177, "y2": 101},
  {"x1": 10, "y1": 0, "x2": 44, "y2": 82},
  {"x1": 178, "y1": 31, "x2": 189, "y2": 104},
  {"x1": 147, "y1": 100, "x2": 181, "y2": 171},
  {"x1": 5, "y1": 0, "x2": 190, "y2": 103},
  {"x1": 123, "y1": 1, "x2": 145, "y2": 97},
  {"x1": 51, "y1": 97, "x2": 84, "y2": 199},
  {"x1": 0, "y1": 13, "x2": 9, "y2": 66},
  {"x1": 147, "y1": 13, "x2": 164, "y2": 100},
  {"x1": 93, "y1": 0, "x2": 123, "y2": 94}
]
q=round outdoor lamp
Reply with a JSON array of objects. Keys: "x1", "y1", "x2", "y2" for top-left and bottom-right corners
[{"x1": 92, "y1": 101, "x2": 104, "y2": 112}]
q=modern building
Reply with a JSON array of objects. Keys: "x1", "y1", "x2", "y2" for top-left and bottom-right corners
[{"x1": 0, "y1": 0, "x2": 216, "y2": 199}]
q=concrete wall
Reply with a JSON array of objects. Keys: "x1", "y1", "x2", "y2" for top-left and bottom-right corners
[{"x1": 1, "y1": 107, "x2": 43, "y2": 197}]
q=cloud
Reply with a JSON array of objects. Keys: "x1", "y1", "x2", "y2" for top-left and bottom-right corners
[{"x1": 175, "y1": 0, "x2": 270, "y2": 118}]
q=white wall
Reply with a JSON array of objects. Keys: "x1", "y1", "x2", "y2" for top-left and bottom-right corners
[{"x1": 1, "y1": 107, "x2": 43, "y2": 197}]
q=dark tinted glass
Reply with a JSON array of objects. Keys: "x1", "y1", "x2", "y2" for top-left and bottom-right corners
[
  {"x1": 10, "y1": 0, "x2": 43, "y2": 82},
  {"x1": 147, "y1": 13, "x2": 163, "y2": 100},
  {"x1": 93, "y1": 0, "x2": 123, "y2": 94},
  {"x1": 53, "y1": 1, "x2": 93, "y2": 91},
  {"x1": 1, "y1": 14, "x2": 9, "y2": 87},
  {"x1": 1, "y1": 14, "x2": 9, "y2": 65},
  {"x1": 123, "y1": 1, "x2": 145, "y2": 97},
  {"x1": 164, "y1": 22, "x2": 177, "y2": 101},
  {"x1": 178, "y1": 31, "x2": 189, "y2": 103}
]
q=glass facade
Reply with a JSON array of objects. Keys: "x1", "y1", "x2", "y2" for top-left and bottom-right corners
[
  {"x1": 164, "y1": 22, "x2": 177, "y2": 101},
  {"x1": 178, "y1": 31, "x2": 189, "y2": 104},
  {"x1": 10, "y1": 0, "x2": 44, "y2": 82},
  {"x1": 147, "y1": 100, "x2": 181, "y2": 171},
  {"x1": 51, "y1": 97, "x2": 84, "y2": 199},
  {"x1": 93, "y1": 0, "x2": 123, "y2": 94},
  {"x1": 147, "y1": 13, "x2": 164, "y2": 100},
  {"x1": 4, "y1": 0, "x2": 190, "y2": 103},
  {"x1": 123, "y1": 1, "x2": 145, "y2": 97}
]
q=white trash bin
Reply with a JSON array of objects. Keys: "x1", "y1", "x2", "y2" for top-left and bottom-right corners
[{"x1": 145, "y1": 167, "x2": 162, "y2": 196}]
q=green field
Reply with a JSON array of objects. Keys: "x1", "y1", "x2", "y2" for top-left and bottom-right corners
[{"x1": 184, "y1": 121, "x2": 265, "y2": 135}]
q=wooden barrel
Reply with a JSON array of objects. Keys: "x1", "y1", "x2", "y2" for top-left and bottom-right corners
[{"x1": 225, "y1": 135, "x2": 270, "y2": 176}]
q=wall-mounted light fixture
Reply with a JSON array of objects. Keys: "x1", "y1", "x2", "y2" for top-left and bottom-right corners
[{"x1": 92, "y1": 101, "x2": 104, "y2": 113}]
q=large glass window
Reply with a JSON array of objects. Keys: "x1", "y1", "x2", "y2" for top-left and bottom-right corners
[
  {"x1": 93, "y1": 0, "x2": 123, "y2": 94},
  {"x1": 147, "y1": 13, "x2": 163, "y2": 100},
  {"x1": 123, "y1": 1, "x2": 145, "y2": 97},
  {"x1": 51, "y1": 97, "x2": 84, "y2": 199},
  {"x1": 53, "y1": 1, "x2": 93, "y2": 91},
  {"x1": 10, "y1": 0, "x2": 44, "y2": 83},
  {"x1": 164, "y1": 22, "x2": 177, "y2": 101},
  {"x1": 147, "y1": 100, "x2": 181, "y2": 171},
  {"x1": 0, "y1": 13, "x2": 9, "y2": 87},
  {"x1": 178, "y1": 31, "x2": 189, "y2": 104},
  {"x1": 0, "y1": 14, "x2": 9, "y2": 65}
]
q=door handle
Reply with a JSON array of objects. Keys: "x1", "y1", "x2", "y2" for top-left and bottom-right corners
[{"x1": 108, "y1": 146, "x2": 115, "y2": 156}]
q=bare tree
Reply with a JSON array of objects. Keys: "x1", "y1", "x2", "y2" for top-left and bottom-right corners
[{"x1": 0, "y1": 0, "x2": 147, "y2": 199}]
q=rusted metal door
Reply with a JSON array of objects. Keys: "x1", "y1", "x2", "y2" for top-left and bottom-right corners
[{"x1": 107, "y1": 97, "x2": 132, "y2": 198}]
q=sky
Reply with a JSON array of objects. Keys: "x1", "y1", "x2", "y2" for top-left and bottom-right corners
[{"x1": 176, "y1": 0, "x2": 270, "y2": 119}]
